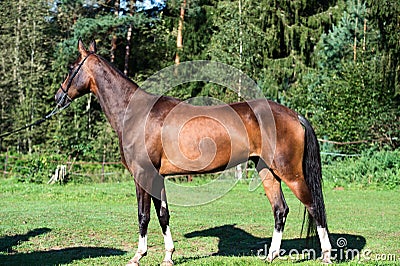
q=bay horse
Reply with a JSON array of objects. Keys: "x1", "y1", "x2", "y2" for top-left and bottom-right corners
[{"x1": 55, "y1": 40, "x2": 332, "y2": 265}]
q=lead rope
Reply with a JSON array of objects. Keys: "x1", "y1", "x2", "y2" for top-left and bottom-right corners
[
  {"x1": 0, "y1": 103, "x2": 69, "y2": 139},
  {"x1": 0, "y1": 52, "x2": 94, "y2": 140}
]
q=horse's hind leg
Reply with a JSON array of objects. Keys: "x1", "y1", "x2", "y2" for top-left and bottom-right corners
[
  {"x1": 257, "y1": 162, "x2": 289, "y2": 262},
  {"x1": 152, "y1": 186, "x2": 175, "y2": 266},
  {"x1": 285, "y1": 178, "x2": 332, "y2": 263}
]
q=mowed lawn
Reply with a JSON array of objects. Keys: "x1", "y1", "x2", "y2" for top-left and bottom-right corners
[{"x1": 0, "y1": 178, "x2": 399, "y2": 265}]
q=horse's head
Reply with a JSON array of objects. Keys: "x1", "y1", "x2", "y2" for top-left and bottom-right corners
[{"x1": 55, "y1": 39, "x2": 97, "y2": 107}]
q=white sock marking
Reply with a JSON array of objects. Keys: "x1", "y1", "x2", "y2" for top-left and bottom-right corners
[
  {"x1": 163, "y1": 225, "x2": 174, "y2": 262},
  {"x1": 129, "y1": 234, "x2": 148, "y2": 264},
  {"x1": 137, "y1": 234, "x2": 148, "y2": 254},
  {"x1": 317, "y1": 226, "x2": 332, "y2": 252},
  {"x1": 268, "y1": 229, "x2": 282, "y2": 260},
  {"x1": 317, "y1": 226, "x2": 332, "y2": 263}
]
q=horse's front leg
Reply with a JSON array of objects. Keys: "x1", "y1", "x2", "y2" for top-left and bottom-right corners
[
  {"x1": 127, "y1": 183, "x2": 152, "y2": 266},
  {"x1": 152, "y1": 185, "x2": 175, "y2": 266}
]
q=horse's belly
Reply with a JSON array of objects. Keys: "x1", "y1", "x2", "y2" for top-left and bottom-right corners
[{"x1": 159, "y1": 115, "x2": 250, "y2": 175}]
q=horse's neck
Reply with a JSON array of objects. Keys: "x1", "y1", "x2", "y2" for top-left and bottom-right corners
[{"x1": 90, "y1": 60, "x2": 152, "y2": 136}]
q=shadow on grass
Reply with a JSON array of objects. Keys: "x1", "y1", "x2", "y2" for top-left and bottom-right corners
[
  {"x1": 180, "y1": 224, "x2": 366, "y2": 264},
  {"x1": 0, "y1": 228, "x2": 126, "y2": 266},
  {"x1": 0, "y1": 228, "x2": 51, "y2": 253}
]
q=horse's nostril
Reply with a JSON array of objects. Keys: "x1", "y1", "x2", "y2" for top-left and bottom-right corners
[
  {"x1": 55, "y1": 92, "x2": 65, "y2": 107},
  {"x1": 55, "y1": 92, "x2": 63, "y2": 104}
]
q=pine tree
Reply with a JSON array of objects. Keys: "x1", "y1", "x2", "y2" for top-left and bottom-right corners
[
  {"x1": 365, "y1": 0, "x2": 400, "y2": 96},
  {"x1": 0, "y1": 0, "x2": 55, "y2": 153},
  {"x1": 289, "y1": 0, "x2": 399, "y2": 152},
  {"x1": 199, "y1": 0, "x2": 346, "y2": 102}
]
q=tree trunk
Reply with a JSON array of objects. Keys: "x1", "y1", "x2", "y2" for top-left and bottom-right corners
[
  {"x1": 363, "y1": 18, "x2": 367, "y2": 51},
  {"x1": 175, "y1": 0, "x2": 187, "y2": 65},
  {"x1": 110, "y1": 0, "x2": 120, "y2": 63},
  {"x1": 124, "y1": 0, "x2": 135, "y2": 76},
  {"x1": 15, "y1": 0, "x2": 24, "y2": 153},
  {"x1": 86, "y1": 93, "x2": 92, "y2": 138},
  {"x1": 236, "y1": 0, "x2": 243, "y2": 179},
  {"x1": 353, "y1": 16, "x2": 358, "y2": 62}
]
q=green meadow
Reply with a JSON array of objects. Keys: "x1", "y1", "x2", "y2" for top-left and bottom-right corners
[{"x1": 1, "y1": 176, "x2": 399, "y2": 265}]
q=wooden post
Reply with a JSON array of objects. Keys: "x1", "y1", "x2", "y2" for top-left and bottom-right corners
[
  {"x1": 67, "y1": 155, "x2": 71, "y2": 171},
  {"x1": 3, "y1": 147, "x2": 9, "y2": 175},
  {"x1": 102, "y1": 145, "x2": 106, "y2": 182}
]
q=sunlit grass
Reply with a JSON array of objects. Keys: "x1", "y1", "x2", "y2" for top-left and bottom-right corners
[{"x1": 0, "y1": 178, "x2": 399, "y2": 265}]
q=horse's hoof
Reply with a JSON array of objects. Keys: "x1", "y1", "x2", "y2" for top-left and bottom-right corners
[
  {"x1": 160, "y1": 259, "x2": 174, "y2": 266},
  {"x1": 266, "y1": 254, "x2": 277, "y2": 263},
  {"x1": 321, "y1": 252, "x2": 332, "y2": 264},
  {"x1": 322, "y1": 258, "x2": 332, "y2": 264},
  {"x1": 126, "y1": 260, "x2": 139, "y2": 266}
]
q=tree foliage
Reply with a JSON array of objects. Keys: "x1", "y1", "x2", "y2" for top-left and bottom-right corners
[
  {"x1": 289, "y1": 0, "x2": 399, "y2": 152},
  {"x1": 0, "y1": 0, "x2": 398, "y2": 160},
  {"x1": 0, "y1": 0, "x2": 56, "y2": 153}
]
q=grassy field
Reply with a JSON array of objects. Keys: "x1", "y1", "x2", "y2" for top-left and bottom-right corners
[{"x1": 0, "y1": 178, "x2": 399, "y2": 265}]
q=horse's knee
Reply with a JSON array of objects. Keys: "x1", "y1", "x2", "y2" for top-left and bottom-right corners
[
  {"x1": 138, "y1": 212, "x2": 150, "y2": 233},
  {"x1": 273, "y1": 204, "x2": 289, "y2": 232},
  {"x1": 159, "y1": 206, "x2": 170, "y2": 233}
]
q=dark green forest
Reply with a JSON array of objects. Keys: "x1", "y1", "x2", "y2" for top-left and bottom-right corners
[{"x1": 0, "y1": 0, "x2": 399, "y2": 163}]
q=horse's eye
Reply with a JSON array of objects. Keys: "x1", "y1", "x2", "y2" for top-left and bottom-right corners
[{"x1": 68, "y1": 65, "x2": 74, "y2": 73}]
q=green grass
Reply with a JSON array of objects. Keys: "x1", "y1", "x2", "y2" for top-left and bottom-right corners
[{"x1": 0, "y1": 178, "x2": 399, "y2": 265}]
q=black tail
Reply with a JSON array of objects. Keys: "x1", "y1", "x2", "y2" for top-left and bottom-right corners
[{"x1": 298, "y1": 115, "x2": 327, "y2": 239}]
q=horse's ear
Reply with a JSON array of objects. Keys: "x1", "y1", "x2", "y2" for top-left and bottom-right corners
[
  {"x1": 78, "y1": 38, "x2": 88, "y2": 57},
  {"x1": 89, "y1": 40, "x2": 97, "y2": 53}
]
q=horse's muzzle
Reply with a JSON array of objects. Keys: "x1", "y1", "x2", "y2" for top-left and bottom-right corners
[{"x1": 55, "y1": 90, "x2": 72, "y2": 108}]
